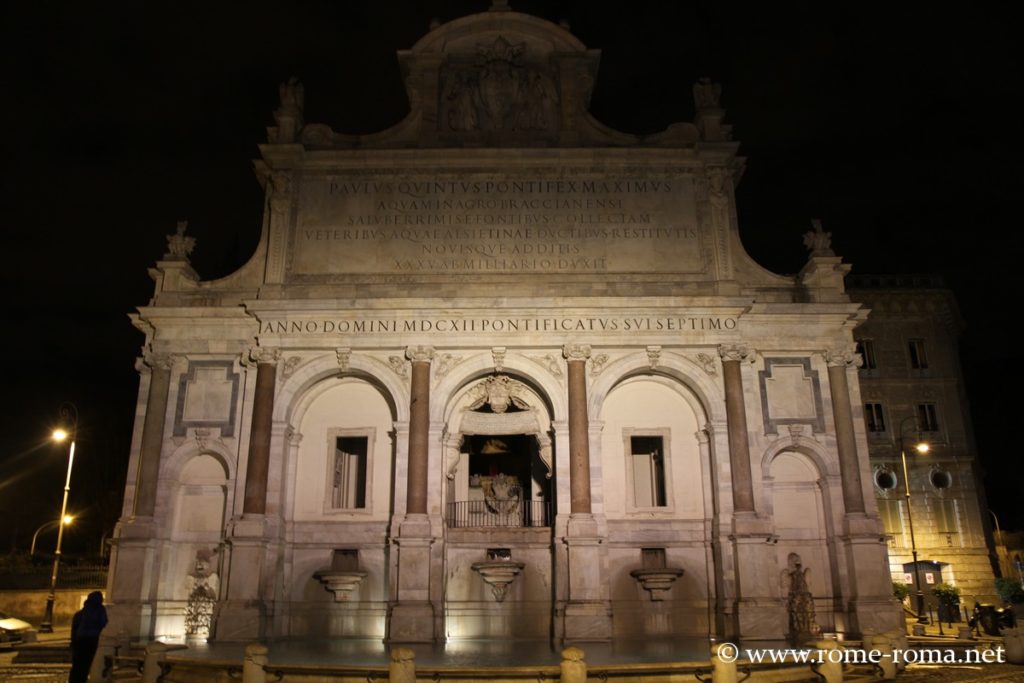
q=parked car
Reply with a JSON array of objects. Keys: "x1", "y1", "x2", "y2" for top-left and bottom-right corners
[{"x1": 0, "y1": 611, "x2": 33, "y2": 643}]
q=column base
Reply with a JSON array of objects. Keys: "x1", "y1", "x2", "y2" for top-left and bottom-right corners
[
  {"x1": 563, "y1": 601, "x2": 613, "y2": 642},
  {"x1": 735, "y1": 598, "x2": 788, "y2": 644},
  {"x1": 214, "y1": 600, "x2": 268, "y2": 641},
  {"x1": 388, "y1": 601, "x2": 436, "y2": 643},
  {"x1": 848, "y1": 597, "x2": 903, "y2": 636}
]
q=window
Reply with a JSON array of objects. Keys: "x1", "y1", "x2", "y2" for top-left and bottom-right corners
[
  {"x1": 930, "y1": 468, "x2": 952, "y2": 490},
  {"x1": 630, "y1": 435, "x2": 667, "y2": 508},
  {"x1": 877, "y1": 499, "x2": 904, "y2": 542},
  {"x1": 908, "y1": 339, "x2": 929, "y2": 370},
  {"x1": 332, "y1": 436, "x2": 368, "y2": 509},
  {"x1": 874, "y1": 466, "x2": 898, "y2": 491},
  {"x1": 864, "y1": 403, "x2": 886, "y2": 432},
  {"x1": 917, "y1": 403, "x2": 939, "y2": 432},
  {"x1": 935, "y1": 498, "x2": 959, "y2": 534},
  {"x1": 856, "y1": 339, "x2": 877, "y2": 370}
]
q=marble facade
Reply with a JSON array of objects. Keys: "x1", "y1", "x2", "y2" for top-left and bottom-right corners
[{"x1": 107, "y1": 5, "x2": 902, "y2": 646}]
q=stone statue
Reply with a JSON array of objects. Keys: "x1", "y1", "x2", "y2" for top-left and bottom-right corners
[
  {"x1": 782, "y1": 553, "x2": 820, "y2": 645},
  {"x1": 277, "y1": 77, "x2": 304, "y2": 118},
  {"x1": 184, "y1": 548, "x2": 219, "y2": 639},
  {"x1": 273, "y1": 77, "x2": 305, "y2": 142},
  {"x1": 164, "y1": 221, "x2": 196, "y2": 261},
  {"x1": 803, "y1": 219, "x2": 835, "y2": 257},
  {"x1": 693, "y1": 77, "x2": 722, "y2": 110}
]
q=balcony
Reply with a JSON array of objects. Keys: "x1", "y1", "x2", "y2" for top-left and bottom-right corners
[{"x1": 445, "y1": 500, "x2": 552, "y2": 528}]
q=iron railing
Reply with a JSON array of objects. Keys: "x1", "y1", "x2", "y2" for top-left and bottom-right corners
[{"x1": 446, "y1": 500, "x2": 552, "y2": 528}]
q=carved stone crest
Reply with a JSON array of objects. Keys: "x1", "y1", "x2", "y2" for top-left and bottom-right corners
[
  {"x1": 441, "y1": 36, "x2": 559, "y2": 134},
  {"x1": 466, "y1": 375, "x2": 531, "y2": 414}
]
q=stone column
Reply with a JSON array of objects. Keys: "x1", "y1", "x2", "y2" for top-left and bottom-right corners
[
  {"x1": 405, "y1": 346, "x2": 433, "y2": 515},
  {"x1": 560, "y1": 343, "x2": 612, "y2": 642},
  {"x1": 243, "y1": 348, "x2": 280, "y2": 515},
  {"x1": 134, "y1": 353, "x2": 174, "y2": 516},
  {"x1": 824, "y1": 347, "x2": 865, "y2": 515},
  {"x1": 107, "y1": 352, "x2": 174, "y2": 641},
  {"x1": 216, "y1": 347, "x2": 279, "y2": 641},
  {"x1": 564, "y1": 343, "x2": 593, "y2": 514},
  {"x1": 718, "y1": 344, "x2": 755, "y2": 513},
  {"x1": 389, "y1": 346, "x2": 437, "y2": 643},
  {"x1": 823, "y1": 347, "x2": 903, "y2": 636}
]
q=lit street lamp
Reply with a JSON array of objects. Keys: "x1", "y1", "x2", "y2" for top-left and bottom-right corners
[
  {"x1": 30, "y1": 515, "x2": 74, "y2": 557},
  {"x1": 898, "y1": 414, "x2": 930, "y2": 625},
  {"x1": 40, "y1": 403, "x2": 78, "y2": 634}
]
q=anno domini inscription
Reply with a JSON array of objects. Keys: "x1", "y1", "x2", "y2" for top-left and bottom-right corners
[{"x1": 289, "y1": 173, "x2": 701, "y2": 276}]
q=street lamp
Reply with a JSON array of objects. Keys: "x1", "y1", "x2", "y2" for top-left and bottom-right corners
[
  {"x1": 40, "y1": 403, "x2": 78, "y2": 634},
  {"x1": 898, "y1": 414, "x2": 930, "y2": 625},
  {"x1": 30, "y1": 515, "x2": 74, "y2": 557}
]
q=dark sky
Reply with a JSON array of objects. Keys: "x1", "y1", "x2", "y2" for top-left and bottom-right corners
[{"x1": 1, "y1": 1, "x2": 1019, "y2": 553}]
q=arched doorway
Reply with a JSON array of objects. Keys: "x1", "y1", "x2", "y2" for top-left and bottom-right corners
[{"x1": 442, "y1": 374, "x2": 555, "y2": 640}]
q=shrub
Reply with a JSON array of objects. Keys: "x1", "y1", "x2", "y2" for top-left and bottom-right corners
[{"x1": 995, "y1": 577, "x2": 1024, "y2": 604}]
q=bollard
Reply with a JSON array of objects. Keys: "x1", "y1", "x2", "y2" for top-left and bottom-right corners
[
  {"x1": 560, "y1": 646, "x2": 587, "y2": 683},
  {"x1": 812, "y1": 639, "x2": 842, "y2": 683},
  {"x1": 389, "y1": 646, "x2": 417, "y2": 683},
  {"x1": 709, "y1": 642, "x2": 738, "y2": 683},
  {"x1": 1004, "y1": 627, "x2": 1024, "y2": 665},
  {"x1": 865, "y1": 634, "x2": 895, "y2": 680},
  {"x1": 141, "y1": 642, "x2": 168, "y2": 683},
  {"x1": 884, "y1": 628, "x2": 909, "y2": 672},
  {"x1": 243, "y1": 643, "x2": 268, "y2": 683},
  {"x1": 957, "y1": 626, "x2": 974, "y2": 641}
]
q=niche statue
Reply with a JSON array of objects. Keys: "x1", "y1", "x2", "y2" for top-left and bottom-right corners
[{"x1": 782, "y1": 553, "x2": 821, "y2": 645}]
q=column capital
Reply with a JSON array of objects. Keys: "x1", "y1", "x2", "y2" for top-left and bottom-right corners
[
  {"x1": 562, "y1": 343, "x2": 592, "y2": 362},
  {"x1": 405, "y1": 345, "x2": 435, "y2": 363},
  {"x1": 717, "y1": 343, "x2": 751, "y2": 363},
  {"x1": 246, "y1": 346, "x2": 281, "y2": 366},
  {"x1": 143, "y1": 351, "x2": 175, "y2": 371},
  {"x1": 824, "y1": 345, "x2": 862, "y2": 368}
]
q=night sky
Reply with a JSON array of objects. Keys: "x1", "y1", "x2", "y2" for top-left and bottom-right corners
[{"x1": 1, "y1": 2, "x2": 1019, "y2": 556}]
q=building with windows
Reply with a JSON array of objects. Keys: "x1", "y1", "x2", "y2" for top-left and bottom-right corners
[
  {"x1": 849, "y1": 276, "x2": 997, "y2": 605},
  {"x1": 107, "y1": 5, "x2": 903, "y2": 646}
]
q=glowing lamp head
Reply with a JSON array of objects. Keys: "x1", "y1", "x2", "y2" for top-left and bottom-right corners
[
  {"x1": 915, "y1": 442, "x2": 930, "y2": 454},
  {"x1": 62, "y1": 515, "x2": 74, "y2": 525},
  {"x1": 52, "y1": 429, "x2": 69, "y2": 442}
]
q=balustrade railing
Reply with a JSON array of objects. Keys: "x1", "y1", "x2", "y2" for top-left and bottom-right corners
[{"x1": 446, "y1": 500, "x2": 552, "y2": 528}]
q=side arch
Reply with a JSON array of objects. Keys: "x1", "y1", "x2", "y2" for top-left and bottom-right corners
[
  {"x1": 589, "y1": 350, "x2": 724, "y2": 424},
  {"x1": 273, "y1": 352, "x2": 408, "y2": 424}
]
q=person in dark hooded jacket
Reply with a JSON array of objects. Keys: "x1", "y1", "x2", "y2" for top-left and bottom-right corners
[{"x1": 69, "y1": 591, "x2": 108, "y2": 682}]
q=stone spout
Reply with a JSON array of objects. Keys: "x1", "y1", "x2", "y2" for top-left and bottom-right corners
[
  {"x1": 471, "y1": 560, "x2": 526, "y2": 602},
  {"x1": 313, "y1": 569, "x2": 367, "y2": 601},
  {"x1": 630, "y1": 567, "x2": 684, "y2": 601}
]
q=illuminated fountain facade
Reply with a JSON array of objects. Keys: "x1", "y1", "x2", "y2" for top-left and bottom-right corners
[{"x1": 107, "y1": 4, "x2": 901, "y2": 646}]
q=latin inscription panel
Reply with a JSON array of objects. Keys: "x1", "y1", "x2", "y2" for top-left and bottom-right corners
[{"x1": 289, "y1": 173, "x2": 702, "y2": 276}]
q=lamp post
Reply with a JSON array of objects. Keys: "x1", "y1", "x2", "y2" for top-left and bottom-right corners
[
  {"x1": 898, "y1": 414, "x2": 929, "y2": 625},
  {"x1": 40, "y1": 403, "x2": 78, "y2": 634},
  {"x1": 30, "y1": 516, "x2": 74, "y2": 557}
]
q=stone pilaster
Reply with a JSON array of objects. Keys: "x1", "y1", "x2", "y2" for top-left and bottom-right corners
[
  {"x1": 718, "y1": 344, "x2": 755, "y2": 513},
  {"x1": 561, "y1": 343, "x2": 612, "y2": 642},
  {"x1": 389, "y1": 345, "x2": 437, "y2": 643}
]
